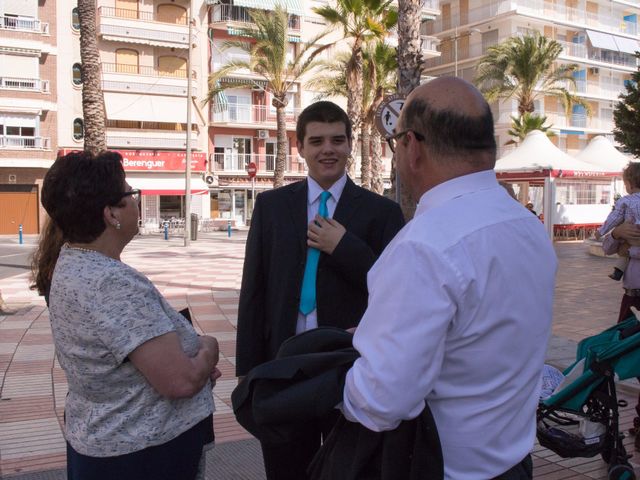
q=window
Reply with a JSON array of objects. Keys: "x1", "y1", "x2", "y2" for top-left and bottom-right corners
[
  {"x1": 72, "y1": 63, "x2": 82, "y2": 85},
  {"x1": 115, "y1": 49, "x2": 139, "y2": 74},
  {"x1": 157, "y1": 4, "x2": 187, "y2": 25},
  {"x1": 556, "y1": 181, "x2": 612, "y2": 205},
  {"x1": 73, "y1": 118, "x2": 84, "y2": 140},
  {"x1": 71, "y1": 8, "x2": 80, "y2": 30},
  {"x1": 158, "y1": 56, "x2": 187, "y2": 77}
]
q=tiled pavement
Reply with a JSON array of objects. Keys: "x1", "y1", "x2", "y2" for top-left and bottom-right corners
[{"x1": 0, "y1": 233, "x2": 639, "y2": 479}]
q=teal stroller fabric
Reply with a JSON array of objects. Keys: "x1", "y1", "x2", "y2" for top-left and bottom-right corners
[{"x1": 543, "y1": 317, "x2": 640, "y2": 412}]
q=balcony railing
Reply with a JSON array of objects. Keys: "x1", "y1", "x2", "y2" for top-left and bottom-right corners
[
  {"x1": 102, "y1": 62, "x2": 188, "y2": 78},
  {"x1": 0, "y1": 136, "x2": 50, "y2": 149},
  {"x1": 106, "y1": 134, "x2": 194, "y2": 149},
  {"x1": 0, "y1": 15, "x2": 48, "y2": 33},
  {"x1": 212, "y1": 103, "x2": 301, "y2": 124},
  {"x1": 210, "y1": 4, "x2": 300, "y2": 32},
  {"x1": 420, "y1": 35, "x2": 439, "y2": 54},
  {"x1": 545, "y1": 112, "x2": 615, "y2": 131},
  {"x1": 211, "y1": 152, "x2": 305, "y2": 174},
  {"x1": 98, "y1": 6, "x2": 187, "y2": 25},
  {"x1": 102, "y1": 80, "x2": 195, "y2": 96},
  {"x1": 557, "y1": 39, "x2": 637, "y2": 68},
  {"x1": 0, "y1": 77, "x2": 49, "y2": 92}
]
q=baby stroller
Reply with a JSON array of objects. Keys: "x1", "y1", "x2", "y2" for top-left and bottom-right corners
[{"x1": 537, "y1": 317, "x2": 640, "y2": 480}]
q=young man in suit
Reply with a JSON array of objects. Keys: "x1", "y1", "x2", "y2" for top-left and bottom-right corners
[{"x1": 236, "y1": 101, "x2": 404, "y2": 480}]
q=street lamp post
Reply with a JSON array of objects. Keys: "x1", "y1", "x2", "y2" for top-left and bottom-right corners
[
  {"x1": 184, "y1": 0, "x2": 193, "y2": 247},
  {"x1": 452, "y1": 26, "x2": 481, "y2": 78}
]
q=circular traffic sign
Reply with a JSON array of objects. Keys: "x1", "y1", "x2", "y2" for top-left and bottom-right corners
[
  {"x1": 247, "y1": 161, "x2": 257, "y2": 178},
  {"x1": 375, "y1": 93, "x2": 406, "y2": 137}
]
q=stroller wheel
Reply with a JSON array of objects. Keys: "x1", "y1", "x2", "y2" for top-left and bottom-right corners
[{"x1": 608, "y1": 464, "x2": 636, "y2": 480}]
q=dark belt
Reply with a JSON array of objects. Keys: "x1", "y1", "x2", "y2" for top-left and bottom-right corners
[{"x1": 625, "y1": 288, "x2": 640, "y2": 297}]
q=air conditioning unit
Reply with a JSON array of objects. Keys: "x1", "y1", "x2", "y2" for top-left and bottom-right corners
[
  {"x1": 257, "y1": 129, "x2": 269, "y2": 139},
  {"x1": 589, "y1": 67, "x2": 600, "y2": 75},
  {"x1": 203, "y1": 173, "x2": 217, "y2": 186}
]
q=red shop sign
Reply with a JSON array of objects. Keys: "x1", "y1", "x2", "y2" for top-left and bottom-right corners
[{"x1": 58, "y1": 149, "x2": 207, "y2": 172}]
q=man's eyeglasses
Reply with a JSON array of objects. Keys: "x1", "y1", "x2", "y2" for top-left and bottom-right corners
[
  {"x1": 120, "y1": 189, "x2": 141, "y2": 202},
  {"x1": 385, "y1": 129, "x2": 425, "y2": 154}
]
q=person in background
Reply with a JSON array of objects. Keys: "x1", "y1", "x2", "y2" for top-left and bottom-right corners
[
  {"x1": 342, "y1": 77, "x2": 557, "y2": 479},
  {"x1": 525, "y1": 202, "x2": 538, "y2": 216},
  {"x1": 236, "y1": 101, "x2": 404, "y2": 480},
  {"x1": 31, "y1": 151, "x2": 221, "y2": 480},
  {"x1": 595, "y1": 163, "x2": 640, "y2": 281}
]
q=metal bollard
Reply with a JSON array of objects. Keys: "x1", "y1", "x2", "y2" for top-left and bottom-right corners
[
  {"x1": 18, "y1": 224, "x2": 23, "y2": 245},
  {"x1": 163, "y1": 221, "x2": 169, "y2": 240},
  {"x1": 227, "y1": 220, "x2": 232, "y2": 238}
]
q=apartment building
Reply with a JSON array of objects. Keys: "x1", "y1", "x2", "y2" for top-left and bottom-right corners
[
  {"x1": 206, "y1": 0, "x2": 441, "y2": 225},
  {"x1": 0, "y1": 0, "x2": 56, "y2": 234},
  {"x1": 422, "y1": 0, "x2": 640, "y2": 157},
  {"x1": 57, "y1": 0, "x2": 212, "y2": 230}
]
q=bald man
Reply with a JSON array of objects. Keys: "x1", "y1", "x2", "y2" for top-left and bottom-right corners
[{"x1": 341, "y1": 78, "x2": 557, "y2": 479}]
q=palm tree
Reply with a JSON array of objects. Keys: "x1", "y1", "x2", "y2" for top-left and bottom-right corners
[
  {"x1": 313, "y1": 0, "x2": 397, "y2": 176},
  {"x1": 205, "y1": 5, "x2": 330, "y2": 188},
  {"x1": 506, "y1": 113, "x2": 556, "y2": 146},
  {"x1": 475, "y1": 32, "x2": 590, "y2": 117},
  {"x1": 77, "y1": 0, "x2": 106, "y2": 154},
  {"x1": 394, "y1": 0, "x2": 423, "y2": 219}
]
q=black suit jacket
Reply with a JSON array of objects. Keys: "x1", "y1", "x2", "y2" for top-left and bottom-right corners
[{"x1": 236, "y1": 177, "x2": 404, "y2": 376}]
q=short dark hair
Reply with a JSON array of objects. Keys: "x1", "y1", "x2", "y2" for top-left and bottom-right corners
[
  {"x1": 296, "y1": 101, "x2": 352, "y2": 144},
  {"x1": 42, "y1": 150, "x2": 127, "y2": 243},
  {"x1": 401, "y1": 98, "x2": 497, "y2": 165},
  {"x1": 623, "y1": 162, "x2": 640, "y2": 190}
]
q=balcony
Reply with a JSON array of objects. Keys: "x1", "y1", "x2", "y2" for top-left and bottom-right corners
[
  {"x1": 210, "y1": 4, "x2": 301, "y2": 33},
  {"x1": 426, "y1": 1, "x2": 638, "y2": 37},
  {"x1": 106, "y1": 133, "x2": 198, "y2": 149},
  {"x1": 0, "y1": 77, "x2": 49, "y2": 93},
  {"x1": 0, "y1": 136, "x2": 50, "y2": 149},
  {"x1": 545, "y1": 112, "x2": 614, "y2": 132},
  {"x1": 211, "y1": 152, "x2": 305, "y2": 174},
  {"x1": 420, "y1": 35, "x2": 440, "y2": 57},
  {"x1": 0, "y1": 15, "x2": 49, "y2": 34},
  {"x1": 98, "y1": 7, "x2": 189, "y2": 49},
  {"x1": 211, "y1": 103, "x2": 301, "y2": 126},
  {"x1": 101, "y1": 63, "x2": 196, "y2": 96},
  {"x1": 557, "y1": 39, "x2": 637, "y2": 69}
]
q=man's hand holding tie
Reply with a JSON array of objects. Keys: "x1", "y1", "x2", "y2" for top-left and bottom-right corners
[{"x1": 307, "y1": 216, "x2": 346, "y2": 255}]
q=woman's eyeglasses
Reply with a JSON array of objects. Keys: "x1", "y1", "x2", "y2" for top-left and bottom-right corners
[
  {"x1": 385, "y1": 129, "x2": 425, "y2": 153},
  {"x1": 120, "y1": 189, "x2": 141, "y2": 202}
]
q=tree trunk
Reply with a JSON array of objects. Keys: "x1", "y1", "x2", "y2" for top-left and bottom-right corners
[
  {"x1": 78, "y1": 0, "x2": 106, "y2": 155},
  {"x1": 273, "y1": 95, "x2": 287, "y2": 188},
  {"x1": 393, "y1": 0, "x2": 423, "y2": 220},
  {"x1": 346, "y1": 37, "x2": 364, "y2": 179},
  {"x1": 370, "y1": 126, "x2": 384, "y2": 194},
  {"x1": 360, "y1": 117, "x2": 371, "y2": 189}
]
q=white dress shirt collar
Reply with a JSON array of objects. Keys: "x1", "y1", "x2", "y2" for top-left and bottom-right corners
[
  {"x1": 307, "y1": 173, "x2": 348, "y2": 206},
  {"x1": 416, "y1": 169, "x2": 498, "y2": 215}
]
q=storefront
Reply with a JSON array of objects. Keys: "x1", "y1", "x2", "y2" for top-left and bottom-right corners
[{"x1": 58, "y1": 149, "x2": 210, "y2": 231}]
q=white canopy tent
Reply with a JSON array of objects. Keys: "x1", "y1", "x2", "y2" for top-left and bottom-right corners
[
  {"x1": 495, "y1": 131, "x2": 619, "y2": 239},
  {"x1": 574, "y1": 135, "x2": 633, "y2": 172}
]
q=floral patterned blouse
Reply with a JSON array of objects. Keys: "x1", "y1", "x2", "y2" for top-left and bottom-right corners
[{"x1": 48, "y1": 245, "x2": 214, "y2": 457}]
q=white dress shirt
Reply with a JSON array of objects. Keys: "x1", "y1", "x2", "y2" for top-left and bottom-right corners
[
  {"x1": 295, "y1": 173, "x2": 347, "y2": 334},
  {"x1": 342, "y1": 170, "x2": 557, "y2": 479}
]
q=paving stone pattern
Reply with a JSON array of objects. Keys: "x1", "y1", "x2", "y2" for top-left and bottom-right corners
[{"x1": 0, "y1": 235, "x2": 638, "y2": 479}]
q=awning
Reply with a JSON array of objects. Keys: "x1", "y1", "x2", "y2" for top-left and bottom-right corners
[
  {"x1": 104, "y1": 92, "x2": 197, "y2": 123},
  {"x1": 586, "y1": 30, "x2": 618, "y2": 51},
  {"x1": 100, "y1": 35, "x2": 186, "y2": 50},
  {"x1": 614, "y1": 35, "x2": 640, "y2": 55},
  {"x1": 127, "y1": 175, "x2": 209, "y2": 195},
  {"x1": 233, "y1": 0, "x2": 304, "y2": 16},
  {"x1": 220, "y1": 76, "x2": 268, "y2": 88}
]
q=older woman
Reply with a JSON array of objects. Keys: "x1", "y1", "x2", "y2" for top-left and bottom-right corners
[{"x1": 31, "y1": 151, "x2": 220, "y2": 480}]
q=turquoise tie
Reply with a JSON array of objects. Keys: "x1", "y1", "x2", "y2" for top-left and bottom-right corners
[{"x1": 299, "y1": 191, "x2": 331, "y2": 315}]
